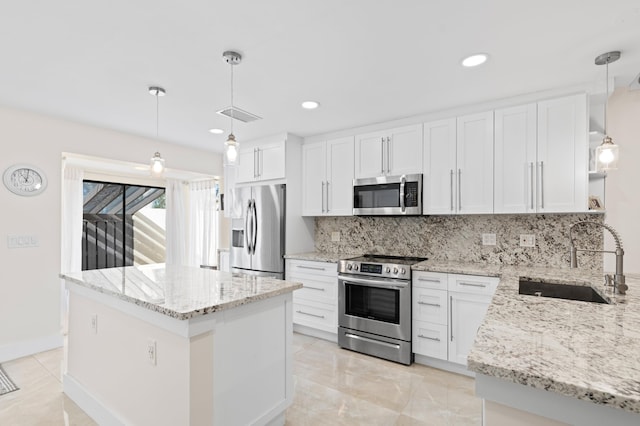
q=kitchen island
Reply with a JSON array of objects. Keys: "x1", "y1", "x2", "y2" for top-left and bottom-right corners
[
  {"x1": 412, "y1": 260, "x2": 640, "y2": 426},
  {"x1": 60, "y1": 264, "x2": 302, "y2": 426}
]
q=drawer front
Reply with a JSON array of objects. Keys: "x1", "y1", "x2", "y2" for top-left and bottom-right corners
[
  {"x1": 412, "y1": 320, "x2": 448, "y2": 360},
  {"x1": 286, "y1": 259, "x2": 337, "y2": 278},
  {"x1": 293, "y1": 301, "x2": 337, "y2": 333},
  {"x1": 447, "y1": 273, "x2": 499, "y2": 295},
  {"x1": 412, "y1": 271, "x2": 448, "y2": 290},
  {"x1": 412, "y1": 288, "x2": 447, "y2": 324},
  {"x1": 291, "y1": 276, "x2": 337, "y2": 305}
]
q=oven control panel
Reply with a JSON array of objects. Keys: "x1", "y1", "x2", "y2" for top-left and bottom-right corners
[{"x1": 339, "y1": 260, "x2": 410, "y2": 280}]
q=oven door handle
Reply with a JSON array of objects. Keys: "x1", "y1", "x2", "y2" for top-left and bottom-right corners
[{"x1": 338, "y1": 274, "x2": 409, "y2": 289}]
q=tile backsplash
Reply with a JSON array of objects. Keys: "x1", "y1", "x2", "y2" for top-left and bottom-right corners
[{"x1": 315, "y1": 214, "x2": 604, "y2": 271}]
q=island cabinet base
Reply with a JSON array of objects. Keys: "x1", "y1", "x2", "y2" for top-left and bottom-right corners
[
  {"x1": 64, "y1": 284, "x2": 293, "y2": 426},
  {"x1": 476, "y1": 374, "x2": 640, "y2": 426}
]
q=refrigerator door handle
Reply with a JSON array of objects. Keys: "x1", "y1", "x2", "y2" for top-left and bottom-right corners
[
  {"x1": 252, "y1": 199, "x2": 258, "y2": 255},
  {"x1": 244, "y1": 200, "x2": 252, "y2": 255}
]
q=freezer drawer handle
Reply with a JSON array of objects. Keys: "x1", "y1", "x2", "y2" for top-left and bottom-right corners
[
  {"x1": 345, "y1": 332, "x2": 400, "y2": 349},
  {"x1": 418, "y1": 334, "x2": 441, "y2": 342},
  {"x1": 296, "y1": 310, "x2": 325, "y2": 319}
]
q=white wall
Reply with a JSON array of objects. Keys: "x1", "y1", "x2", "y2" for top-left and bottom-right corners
[
  {"x1": 605, "y1": 88, "x2": 640, "y2": 274},
  {"x1": 0, "y1": 105, "x2": 222, "y2": 361}
]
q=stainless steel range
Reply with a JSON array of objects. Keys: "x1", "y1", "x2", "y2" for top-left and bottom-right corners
[{"x1": 337, "y1": 254, "x2": 426, "y2": 365}]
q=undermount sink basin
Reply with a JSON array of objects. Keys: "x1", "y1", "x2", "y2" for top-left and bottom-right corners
[{"x1": 519, "y1": 279, "x2": 610, "y2": 304}]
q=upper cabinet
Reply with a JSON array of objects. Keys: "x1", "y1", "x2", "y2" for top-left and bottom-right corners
[
  {"x1": 237, "y1": 137, "x2": 286, "y2": 183},
  {"x1": 494, "y1": 94, "x2": 588, "y2": 213},
  {"x1": 423, "y1": 112, "x2": 494, "y2": 215},
  {"x1": 355, "y1": 124, "x2": 422, "y2": 179},
  {"x1": 302, "y1": 137, "x2": 354, "y2": 216}
]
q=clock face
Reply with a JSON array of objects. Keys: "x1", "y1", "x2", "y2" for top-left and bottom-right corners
[{"x1": 3, "y1": 164, "x2": 48, "y2": 196}]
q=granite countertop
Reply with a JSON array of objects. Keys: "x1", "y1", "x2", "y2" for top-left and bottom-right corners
[
  {"x1": 284, "y1": 251, "x2": 363, "y2": 263},
  {"x1": 60, "y1": 264, "x2": 302, "y2": 320},
  {"x1": 412, "y1": 259, "x2": 640, "y2": 414}
]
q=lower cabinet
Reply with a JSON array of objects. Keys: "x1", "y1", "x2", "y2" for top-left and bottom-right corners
[
  {"x1": 412, "y1": 271, "x2": 498, "y2": 367},
  {"x1": 285, "y1": 259, "x2": 338, "y2": 335}
]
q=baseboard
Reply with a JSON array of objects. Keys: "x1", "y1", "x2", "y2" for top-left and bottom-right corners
[
  {"x1": 293, "y1": 324, "x2": 337, "y2": 343},
  {"x1": 414, "y1": 354, "x2": 474, "y2": 377},
  {"x1": 0, "y1": 334, "x2": 63, "y2": 363},
  {"x1": 64, "y1": 374, "x2": 125, "y2": 426}
]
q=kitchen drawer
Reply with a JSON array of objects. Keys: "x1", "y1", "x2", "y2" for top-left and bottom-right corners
[
  {"x1": 412, "y1": 320, "x2": 448, "y2": 360},
  {"x1": 286, "y1": 259, "x2": 337, "y2": 278},
  {"x1": 447, "y1": 273, "x2": 499, "y2": 296},
  {"x1": 412, "y1": 271, "x2": 448, "y2": 290},
  {"x1": 292, "y1": 276, "x2": 337, "y2": 305},
  {"x1": 412, "y1": 287, "x2": 447, "y2": 325},
  {"x1": 293, "y1": 300, "x2": 337, "y2": 334}
]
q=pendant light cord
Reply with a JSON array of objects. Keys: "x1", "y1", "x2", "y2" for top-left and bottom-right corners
[
  {"x1": 230, "y1": 61, "x2": 234, "y2": 135},
  {"x1": 604, "y1": 56, "x2": 609, "y2": 136},
  {"x1": 156, "y1": 91, "x2": 160, "y2": 140}
]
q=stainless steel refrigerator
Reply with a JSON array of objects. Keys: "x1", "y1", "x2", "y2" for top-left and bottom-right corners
[{"x1": 229, "y1": 184, "x2": 285, "y2": 279}]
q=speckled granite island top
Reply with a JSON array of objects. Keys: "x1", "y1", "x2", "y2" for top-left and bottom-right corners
[
  {"x1": 60, "y1": 264, "x2": 302, "y2": 320},
  {"x1": 413, "y1": 259, "x2": 640, "y2": 414}
]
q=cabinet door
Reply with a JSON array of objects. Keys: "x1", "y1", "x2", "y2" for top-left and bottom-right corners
[
  {"x1": 456, "y1": 112, "x2": 494, "y2": 214},
  {"x1": 388, "y1": 124, "x2": 423, "y2": 176},
  {"x1": 236, "y1": 146, "x2": 256, "y2": 183},
  {"x1": 355, "y1": 131, "x2": 385, "y2": 178},
  {"x1": 302, "y1": 142, "x2": 326, "y2": 216},
  {"x1": 449, "y1": 292, "x2": 491, "y2": 366},
  {"x1": 257, "y1": 141, "x2": 286, "y2": 181},
  {"x1": 494, "y1": 104, "x2": 537, "y2": 213},
  {"x1": 423, "y1": 119, "x2": 457, "y2": 214},
  {"x1": 326, "y1": 136, "x2": 355, "y2": 215},
  {"x1": 537, "y1": 94, "x2": 588, "y2": 213}
]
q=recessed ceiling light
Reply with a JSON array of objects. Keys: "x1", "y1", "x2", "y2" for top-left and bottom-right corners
[
  {"x1": 301, "y1": 101, "x2": 320, "y2": 110},
  {"x1": 209, "y1": 128, "x2": 224, "y2": 134},
  {"x1": 461, "y1": 53, "x2": 489, "y2": 67}
]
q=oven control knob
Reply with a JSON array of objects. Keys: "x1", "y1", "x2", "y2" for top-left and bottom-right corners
[
  {"x1": 354, "y1": 265, "x2": 359, "y2": 271},
  {"x1": 347, "y1": 264, "x2": 352, "y2": 270},
  {"x1": 393, "y1": 267, "x2": 398, "y2": 274},
  {"x1": 386, "y1": 267, "x2": 391, "y2": 273},
  {"x1": 401, "y1": 268, "x2": 406, "y2": 275}
]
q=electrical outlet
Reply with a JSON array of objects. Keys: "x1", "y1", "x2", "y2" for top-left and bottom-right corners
[
  {"x1": 520, "y1": 234, "x2": 536, "y2": 247},
  {"x1": 482, "y1": 233, "x2": 496, "y2": 246},
  {"x1": 90, "y1": 314, "x2": 98, "y2": 334},
  {"x1": 331, "y1": 231, "x2": 341, "y2": 242},
  {"x1": 147, "y1": 339, "x2": 157, "y2": 366}
]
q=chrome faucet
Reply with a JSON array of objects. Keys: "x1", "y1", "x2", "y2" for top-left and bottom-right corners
[{"x1": 569, "y1": 221, "x2": 627, "y2": 294}]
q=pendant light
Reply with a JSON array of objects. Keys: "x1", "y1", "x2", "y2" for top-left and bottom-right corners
[
  {"x1": 594, "y1": 51, "x2": 621, "y2": 172},
  {"x1": 149, "y1": 86, "x2": 166, "y2": 177},
  {"x1": 222, "y1": 51, "x2": 241, "y2": 166}
]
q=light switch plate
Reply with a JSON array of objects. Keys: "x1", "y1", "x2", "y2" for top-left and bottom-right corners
[
  {"x1": 482, "y1": 233, "x2": 496, "y2": 246},
  {"x1": 520, "y1": 234, "x2": 536, "y2": 247}
]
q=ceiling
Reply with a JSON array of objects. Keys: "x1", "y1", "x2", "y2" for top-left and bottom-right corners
[{"x1": 2, "y1": 1, "x2": 640, "y2": 154}]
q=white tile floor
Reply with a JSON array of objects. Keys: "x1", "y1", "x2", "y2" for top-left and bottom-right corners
[{"x1": 0, "y1": 333, "x2": 481, "y2": 425}]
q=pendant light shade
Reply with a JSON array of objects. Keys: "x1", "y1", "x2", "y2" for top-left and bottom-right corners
[
  {"x1": 223, "y1": 51, "x2": 241, "y2": 166},
  {"x1": 594, "y1": 51, "x2": 621, "y2": 172},
  {"x1": 149, "y1": 86, "x2": 166, "y2": 177}
]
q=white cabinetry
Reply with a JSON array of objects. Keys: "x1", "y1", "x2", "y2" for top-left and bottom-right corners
[
  {"x1": 285, "y1": 259, "x2": 338, "y2": 336},
  {"x1": 302, "y1": 137, "x2": 354, "y2": 216},
  {"x1": 495, "y1": 94, "x2": 588, "y2": 213},
  {"x1": 413, "y1": 271, "x2": 498, "y2": 368},
  {"x1": 237, "y1": 137, "x2": 286, "y2": 183},
  {"x1": 355, "y1": 124, "x2": 422, "y2": 179},
  {"x1": 423, "y1": 112, "x2": 494, "y2": 214}
]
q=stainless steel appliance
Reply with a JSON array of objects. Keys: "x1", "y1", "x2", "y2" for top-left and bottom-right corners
[
  {"x1": 353, "y1": 174, "x2": 422, "y2": 216},
  {"x1": 338, "y1": 254, "x2": 426, "y2": 365},
  {"x1": 230, "y1": 184, "x2": 285, "y2": 279}
]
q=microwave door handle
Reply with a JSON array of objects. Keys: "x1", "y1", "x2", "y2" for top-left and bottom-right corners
[{"x1": 400, "y1": 175, "x2": 406, "y2": 213}]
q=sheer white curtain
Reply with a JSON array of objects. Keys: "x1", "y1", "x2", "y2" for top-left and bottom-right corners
[
  {"x1": 60, "y1": 165, "x2": 84, "y2": 333},
  {"x1": 188, "y1": 180, "x2": 218, "y2": 267},
  {"x1": 165, "y1": 179, "x2": 187, "y2": 266}
]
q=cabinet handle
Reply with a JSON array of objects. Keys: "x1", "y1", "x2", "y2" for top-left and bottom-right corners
[
  {"x1": 450, "y1": 169, "x2": 454, "y2": 211},
  {"x1": 253, "y1": 148, "x2": 258, "y2": 178},
  {"x1": 296, "y1": 310, "x2": 325, "y2": 319},
  {"x1": 381, "y1": 137, "x2": 385, "y2": 174},
  {"x1": 450, "y1": 295, "x2": 454, "y2": 342},
  {"x1": 326, "y1": 181, "x2": 330, "y2": 212},
  {"x1": 418, "y1": 334, "x2": 441, "y2": 342},
  {"x1": 258, "y1": 148, "x2": 263, "y2": 178},
  {"x1": 529, "y1": 162, "x2": 534, "y2": 210},
  {"x1": 458, "y1": 169, "x2": 462, "y2": 211},
  {"x1": 417, "y1": 277, "x2": 440, "y2": 283},
  {"x1": 539, "y1": 161, "x2": 544, "y2": 209},
  {"x1": 296, "y1": 265, "x2": 326, "y2": 271},
  {"x1": 321, "y1": 181, "x2": 326, "y2": 213},
  {"x1": 417, "y1": 301, "x2": 441, "y2": 307},
  {"x1": 305, "y1": 286, "x2": 325, "y2": 292},
  {"x1": 386, "y1": 137, "x2": 391, "y2": 174},
  {"x1": 459, "y1": 282, "x2": 488, "y2": 288}
]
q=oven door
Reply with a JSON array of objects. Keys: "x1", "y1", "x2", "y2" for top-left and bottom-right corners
[{"x1": 338, "y1": 274, "x2": 411, "y2": 341}]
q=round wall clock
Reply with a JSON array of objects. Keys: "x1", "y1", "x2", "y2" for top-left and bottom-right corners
[{"x1": 3, "y1": 164, "x2": 48, "y2": 196}]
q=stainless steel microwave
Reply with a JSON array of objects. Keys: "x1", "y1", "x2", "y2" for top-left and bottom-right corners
[{"x1": 353, "y1": 174, "x2": 422, "y2": 215}]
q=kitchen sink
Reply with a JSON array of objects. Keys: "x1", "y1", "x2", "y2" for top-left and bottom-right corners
[{"x1": 518, "y1": 279, "x2": 610, "y2": 304}]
